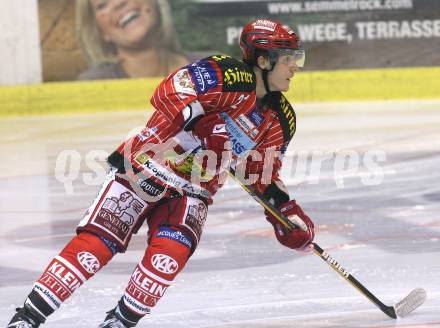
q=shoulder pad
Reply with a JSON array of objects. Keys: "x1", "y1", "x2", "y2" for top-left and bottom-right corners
[{"x1": 208, "y1": 55, "x2": 256, "y2": 92}]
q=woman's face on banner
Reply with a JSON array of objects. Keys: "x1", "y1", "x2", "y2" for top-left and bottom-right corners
[{"x1": 90, "y1": 0, "x2": 159, "y2": 48}]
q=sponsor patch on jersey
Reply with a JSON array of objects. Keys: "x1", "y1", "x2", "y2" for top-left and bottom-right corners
[
  {"x1": 220, "y1": 113, "x2": 257, "y2": 156},
  {"x1": 279, "y1": 95, "x2": 296, "y2": 138},
  {"x1": 137, "y1": 179, "x2": 164, "y2": 197},
  {"x1": 248, "y1": 108, "x2": 264, "y2": 127},
  {"x1": 156, "y1": 226, "x2": 193, "y2": 250},
  {"x1": 236, "y1": 114, "x2": 258, "y2": 138},
  {"x1": 137, "y1": 127, "x2": 158, "y2": 142},
  {"x1": 221, "y1": 67, "x2": 255, "y2": 92},
  {"x1": 133, "y1": 153, "x2": 211, "y2": 199},
  {"x1": 173, "y1": 69, "x2": 196, "y2": 95},
  {"x1": 211, "y1": 56, "x2": 255, "y2": 92},
  {"x1": 188, "y1": 60, "x2": 218, "y2": 94},
  {"x1": 134, "y1": 151, "x2": 150, "y2": 166},
  {"x1": 223, "y1": 67, "x2": 254, "y2": 91}
]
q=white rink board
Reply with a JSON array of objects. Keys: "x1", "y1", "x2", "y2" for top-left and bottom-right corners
[
  {"x1": 0, "y1": 0, "x2": 42, "y2": 85},
  {"x1": 1, "y1": 100, "x2": 440, "y2": 327}
]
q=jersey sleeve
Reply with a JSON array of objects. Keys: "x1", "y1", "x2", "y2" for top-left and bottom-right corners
[
  {"x1": 245, "y1": 119, "x2": 288, "y2": 196},
  {"x1": 150, "y1": 59, "x2": 221, "y2": 124},
  {"x1": 246, "y1": 92, "x2": 296, "y2": 207}
]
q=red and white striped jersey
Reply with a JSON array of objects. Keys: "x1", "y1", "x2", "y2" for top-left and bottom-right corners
[{"x1": 109, "y1": 55, "x2": 297, "y2": 202}]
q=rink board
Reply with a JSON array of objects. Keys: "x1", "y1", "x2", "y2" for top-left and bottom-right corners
[{"x1": 0, "y1": 67, "x2": 440, "y2": 116}]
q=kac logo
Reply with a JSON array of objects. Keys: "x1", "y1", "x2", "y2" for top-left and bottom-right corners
[
  {"x1": 77, "y1": 252, "x2": 100, "y2": 274},
  {"x1": 151, "y1": 254, "x2": 179, "y2": 275}
]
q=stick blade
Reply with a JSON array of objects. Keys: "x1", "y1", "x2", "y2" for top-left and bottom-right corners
[{"x1": 394, "y1": 288, "x2": 427, "y2": 317}]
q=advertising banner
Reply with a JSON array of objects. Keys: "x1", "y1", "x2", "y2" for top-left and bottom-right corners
[
  {"x1": 181, "y1": 0, "x2": 440, "y2": 70},
  {"x1": 38, "y1": 0, "x2": 440, "y2": 82}
]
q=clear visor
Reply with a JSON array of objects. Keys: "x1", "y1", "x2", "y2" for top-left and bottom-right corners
[{"x1": 270, "y1": 49, "x2": 306, "y2": 68}]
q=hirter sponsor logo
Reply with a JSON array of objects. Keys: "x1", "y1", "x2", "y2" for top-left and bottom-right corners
[
  {"x1": 151, "y1": 254, "x2": 179, "y2": 275},
  {"x1": 279, "y1": 96, "x2": 296, "y2": 137},
  {"x1": 77, "y1": 252, "x2": 100, "y2": 274},
  {"x1": 220, "y1": 62, "x2": 255, "y2": 92},
  {"x1": 223, "y1": 67, "x2": 253, "y2": 86}
]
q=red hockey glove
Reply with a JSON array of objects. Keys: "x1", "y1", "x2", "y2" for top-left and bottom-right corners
[
  {"x1": 266, "y1": 200, "x2": 315, "y2": 250},
  {"x1": 192, "y1": 114, "x2": 230, "y2": 155}
]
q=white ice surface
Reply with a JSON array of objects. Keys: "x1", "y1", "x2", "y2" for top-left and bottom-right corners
[{"x1": 1, "y1": 100, "x2": 439, "y2": 327}]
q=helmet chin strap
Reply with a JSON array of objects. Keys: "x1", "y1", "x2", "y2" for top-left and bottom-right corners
[
  {"x1": 258, "y1": 59, "x2": 277, "y2": 96},
  {"x1": 255, "y1": 61, "x2": 278, "y2": 109},
  {"x1": 262, "y1": 69, "x2": 271, "y2": 94}
]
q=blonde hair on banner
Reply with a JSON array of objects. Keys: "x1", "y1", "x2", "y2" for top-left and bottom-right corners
[{"x1": 75, "y1": 0, "x2": 183, "y2": 73}]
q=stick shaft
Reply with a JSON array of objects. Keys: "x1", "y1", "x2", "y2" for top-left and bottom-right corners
[
  {"x1": 228, "y1": 168, "x2": 397, "y2": 318},
  {"x1": 312, "y1": 243, "x2": 396, "y2": 318}
]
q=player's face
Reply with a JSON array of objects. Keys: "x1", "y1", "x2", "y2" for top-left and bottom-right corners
[
  {"x1": 90, "y1": 0, "x2": 159, "y2": 49},
  {"x1": 268, "y1": 54, "x2": 300, "y2": 92}
]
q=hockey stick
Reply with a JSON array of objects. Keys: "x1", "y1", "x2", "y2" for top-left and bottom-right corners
[
  {"x1": 227, "y1": 167, "x2": 426, "y2": 319},
  {"x1": 118, "y1": 145, "x2": 425, "y2": 318}
]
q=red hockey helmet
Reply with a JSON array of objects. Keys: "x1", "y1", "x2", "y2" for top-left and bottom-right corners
[{"x1": 240, "y1": 19, "x2": 305, "y2": 67}]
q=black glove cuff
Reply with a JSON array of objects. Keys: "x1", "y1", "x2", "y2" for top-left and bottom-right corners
[{"x1": 262, "y1": 182, "x2": 290, "y2": 208}]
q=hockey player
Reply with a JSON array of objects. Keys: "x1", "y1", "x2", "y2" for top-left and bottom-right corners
[{"x1": 7, "y1": 18, "x2": 315, "y2": 328}]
